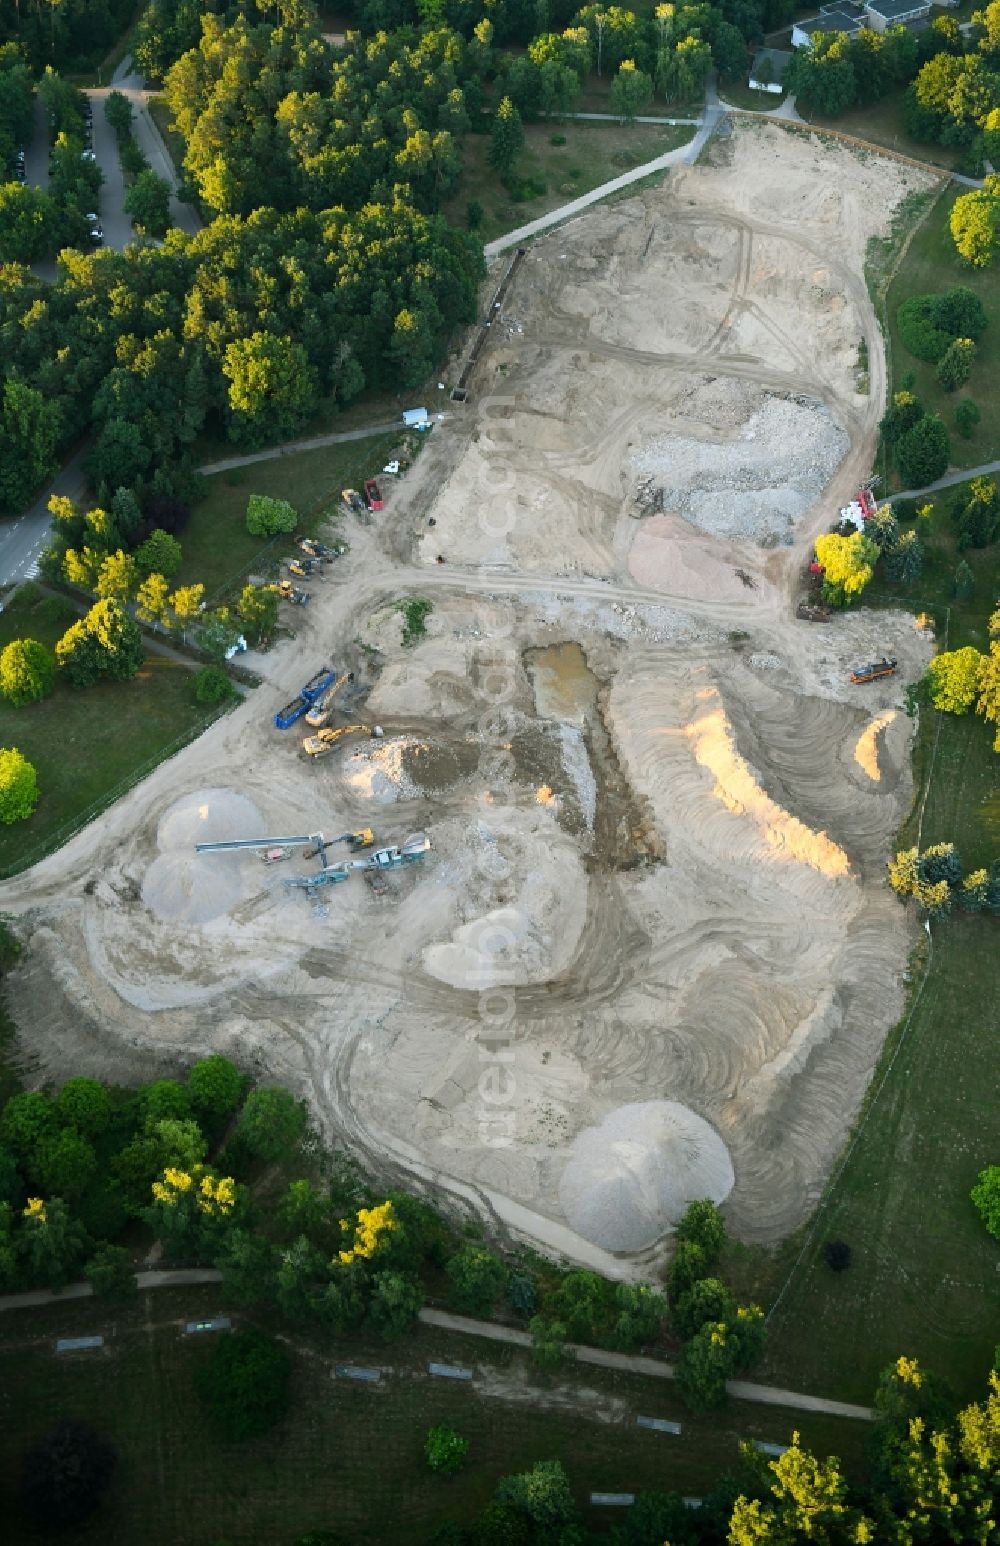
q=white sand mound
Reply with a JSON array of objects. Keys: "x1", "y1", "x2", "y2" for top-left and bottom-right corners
[
  {"x1": 156, "y1": 788, "x2": 263, "y2": 850},
  {"x1": 142, "y1": 851, "x2": 250, "y2": 924},
  {"x1": 341, "y1": 738, "x2": 421, "y2": 803},
  {"x1": 143, "y1": 787, "x2": 265, "y2": 923},
  {"x1": 558, "y1": 1100, "x2": 735, "y2": 1253}
]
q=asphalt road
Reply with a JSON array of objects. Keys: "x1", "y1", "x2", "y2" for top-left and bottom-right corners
[{"x1": 0, "y1": 448, "x2": 87, "y2": 588}]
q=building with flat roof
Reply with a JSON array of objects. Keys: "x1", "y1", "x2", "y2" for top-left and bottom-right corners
[
  {"x1": 791, "y1": 9, "x2": 863, "y2": 46},
  {"x1": 864, "y1": 0, "x2": 931, "y2": 28}
]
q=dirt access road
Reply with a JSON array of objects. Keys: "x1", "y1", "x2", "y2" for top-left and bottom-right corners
[{"x1": 0, "y1": 121, "x2": 938, "y2": 1280}]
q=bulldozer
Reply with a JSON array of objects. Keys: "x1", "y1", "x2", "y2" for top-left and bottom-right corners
[
  {"x1": 302, "y1": 723, "x2": 373, "y2": 758},
  {"x1": 849, "y1": 658, "x2": 897, "y2": 684},
  {"x1": 288, "y1": 557, "x2": 324, "y2": 580},
  {"x1": 278, "y1": 580, "x2": 310, "y2": 606}
]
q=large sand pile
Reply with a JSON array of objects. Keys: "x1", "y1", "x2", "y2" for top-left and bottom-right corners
[{"x1": 558, "y1": 1101, "x2": 735, "y2": 1253}]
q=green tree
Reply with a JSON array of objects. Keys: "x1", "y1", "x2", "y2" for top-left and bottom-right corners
[
  {"x1": 495, "y1": 1459, "x2": 576, "y2": 1531},
  {"x1": 951, "y1": 176, "x2": 1000, "y2": 267},
  {"x1": 103, "y1": 90, "x2": 133, "y2": 135},
  {"x1": 674, "y1": 1198, "x2": 727, "y2": 1257},
  {"x1": 896, "y1": 415, "x2": 951, "y2": 488},
  {"x1": 490, "y1": 96, "x2": 524, "y2": 176},
  {"x1": 86, "y1": 418, "x2": 151, "y2": 498},
  {"x1": 880, "y1": 389, "x2": 924, "y2": 449},
  {"x1": 954, "y1": 559, "x2": 975, "y2": 600},
  {"x1": 236, "y1": 583, "x2": 279, "y2": 645},
  {"x1": 196, "y1": 1328, "x2": 291, "y2": 1440},
  {"x1": 367, "y1": 1269, "x2": 424, "y2": 1339},
  {"x1": 814, "y1": 531, "x2": 879, "y2": 606},
  {"x1": 971, "y1": 1166, "x2": 1000, "y2": 1238},
  {"x1": 676, "y1": 1319, "x2": 735, "y2": 1410},
  {"x1": 673, "y1": 1275, "x2": 737, "y2": 1340},
  {"x1": 187, "y1": 1055, "x2": 242, "y2": 1124},
  {"x1": 612, "y1": 1281, "x2": 667, "y2": 1350},
  {"x1": 977, "y1": 640, "x2": 1000, "y2": 749},
  {"x1": 125, "y1": 169, "x2": 172, "y2": 237},
  {"x1": 246, "y1": 495, "x2": 298, "y2": 537},
  {"x1": 0, "y1": 1092, "x2": 56, "y2": 1161},
  {"x1": 0, "y1": 747, "x2": 39, "y2": 824},
  {"x1": 95, "y1": 550, "x2": 138, "y2": 606},
  {"x1": 193, "y1": 664, "x2": 237, "y2": 704},
  {"x1": 955, "y1": 398, "x2": 981, "y2": 438},
  {"x1": 18, "y1": 1196, "x2": 90, "y2": 1290},
  {"x1": 729, "y1": 1433, "x2": 874, "y2": 1543},
  {"x1": 56, "y1": 600, "x2": 144, "y2": 687},
  {"x1": 0, "y1": 380, "x2": 61, "y2": 515},
  {"x1": 936, "y1": 336, "x2": 976, "y2": 392},
  {"x1": 425, "y1": 1425, "x2": 469, "y2": 1474},
  {"x1": 139, "y1": 1078, "x2": 190, "y2": 1125},
  {"x1": 926, "y1": 646, "x2": 986, "y2": 713},
  {"x1": 35, "y1": 1130, "x2": 97, "y2": 1199},
  {"x1": 529, "y1": 1313, "x2": 570, "y2": 1370},
  {"x1": 960, "y1": 867, "x2": 990, "y2": 912},
  {"x1": 0, "y1": 182, "x2": 58, "y2": 264},
  {"x1": 136, "y1": 573, "x2": 172, "y2": 627},
  {"x1": 445, "y1": 1242, "x2": 507, "y2": 1315},
  {"x1": 237, "y1": 1087, "x2": 306, "y2": 1162},
  {"x1": 84, "y1": 1243, "x2": 137, "y2": 1302},
  {"x1": 223, "y1": 331, "x2": 319, "y2": 448},
  {"x1": 0, "y1": 639, "x2": 55, "y2": 707},
  {"x1": 135, "y1": 529, "x2": 183, "y2": 579},
  {"x1": 56, "y1": 1079, "x2": 111, "y2": 1138},
  {"x1": 666, "y1": 1239, "x2": 712, "y2": 1303},
  {"x1": 610, "y1": 58, "x2": 654, "y2": 121},
  {"x1": 884, "y1": 529, "x2": 923, "y2": 585}
]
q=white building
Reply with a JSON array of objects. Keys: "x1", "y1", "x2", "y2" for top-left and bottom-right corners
[{"x1": 748, "y1": 47, "x2": 793, "y2": 92}]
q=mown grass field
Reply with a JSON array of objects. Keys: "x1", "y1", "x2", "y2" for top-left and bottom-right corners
[
  {"x1": 177, "y1": 436, "x2": 399, "y2": 602},
  {"x1": 443, "y1": 120, "x2": 694, "y2": 245},
  {"x1": 727, "y1": 487, "x2": 1000, "y2": 1404},
  {"x1": 0, "y1": 1288, "x2": 872, "y2": 1546},
  {"x1": 0, "y1": 587, "x2": 217, "y2": 877},
  {"x1": 884, "y1": 184, "x2": 1000, "y2": 473}
]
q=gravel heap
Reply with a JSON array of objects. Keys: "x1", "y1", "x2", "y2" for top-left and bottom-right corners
[
  {"x1": 144, "y1": 788, "x2": 265, "y2": 925},
  {"x1": 558, "y1": 1100, "x2": 735, "y2": 1253},
  {"x1": 630, "y1": 396, "x2": 849, "y2": 546}
]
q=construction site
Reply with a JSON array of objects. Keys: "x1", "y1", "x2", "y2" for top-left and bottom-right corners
[{"x1": 1, "y1": 121, "x2": 940, "y2": 1276}]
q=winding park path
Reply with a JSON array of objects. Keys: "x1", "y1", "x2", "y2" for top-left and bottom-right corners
[{"x1": 0, "y1": 1268, "x2": 875, "y2": 1422}]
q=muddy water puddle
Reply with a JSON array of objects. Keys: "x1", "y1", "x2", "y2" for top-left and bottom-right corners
[
  {"x1": 526, "y1": 642, "x2": 598, "y2": 723},
  {"x1": 524, "y1": 643, "x2": 662, "y2": 868}
]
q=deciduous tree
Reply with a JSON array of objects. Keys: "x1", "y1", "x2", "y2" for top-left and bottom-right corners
[
  {"x1": 0, "y1": 747, "x2": 38, "y2": 824},
  {"x1": 927, "y1": 646, "x2": 986, "y2": 713},
  {"x1": 0, "y1": 639, "x2": 55, "y2": 706}
]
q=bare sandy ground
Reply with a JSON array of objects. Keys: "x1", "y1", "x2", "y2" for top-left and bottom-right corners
[{"x1": 0, "y1": 123, "x2": 937, "y2": 1275}]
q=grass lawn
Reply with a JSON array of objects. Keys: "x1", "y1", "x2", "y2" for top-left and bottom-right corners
[
  {"x1": 444, "y1": 120, "x2": 694, "y2": 246},
  {"x1": 805, "y1": 95, "x2": 966, "y2": 173},
  {"x1": 883, "y1": 184, "x2": 1000, "y2": 475},
  {"x1": 0, "y1": 1289, "x2": 873, "y2": 1546},
  {"x1": 727, "y1": 513, "x2": 1000, "y2": 1406},
  {"x1": 0, "y1": 587, "x2": 218, "y2": 878},
  {"x1": 178, "y1": 435, "x2": 400, "y2": 603}
]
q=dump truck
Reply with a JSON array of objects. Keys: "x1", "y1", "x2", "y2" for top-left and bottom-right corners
[
  {"x1": 274, "y1": 668, "x2": 338, "y2": 729},
  {"x1": 302, "y1": 723, "x2": 372, "y2": 758},
  {"x1": 278, "y1": 580, "x2": 310, "y2": 606},
  {"x1": 304, "y1": 673, "x2": 353, "y2": 728},
  {"x1": 850, "y1": 658, "x2": 897, "y2": 684},
  {"x1": 364, "y1": 478, "x2": 384, "y2": 512}
]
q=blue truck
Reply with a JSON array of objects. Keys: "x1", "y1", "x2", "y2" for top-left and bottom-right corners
[{"x1": 274, "y1": 667, "x2": 337, "y2": 729}]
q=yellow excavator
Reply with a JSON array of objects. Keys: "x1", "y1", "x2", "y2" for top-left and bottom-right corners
[{"x1": 302, "y1": 723, "x2": 375, "y2": 758}]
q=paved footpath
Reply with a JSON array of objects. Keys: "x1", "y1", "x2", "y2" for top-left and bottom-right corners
[{"x1": 0, "y1": 1269, "x2": 874, "y2": 1421}]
